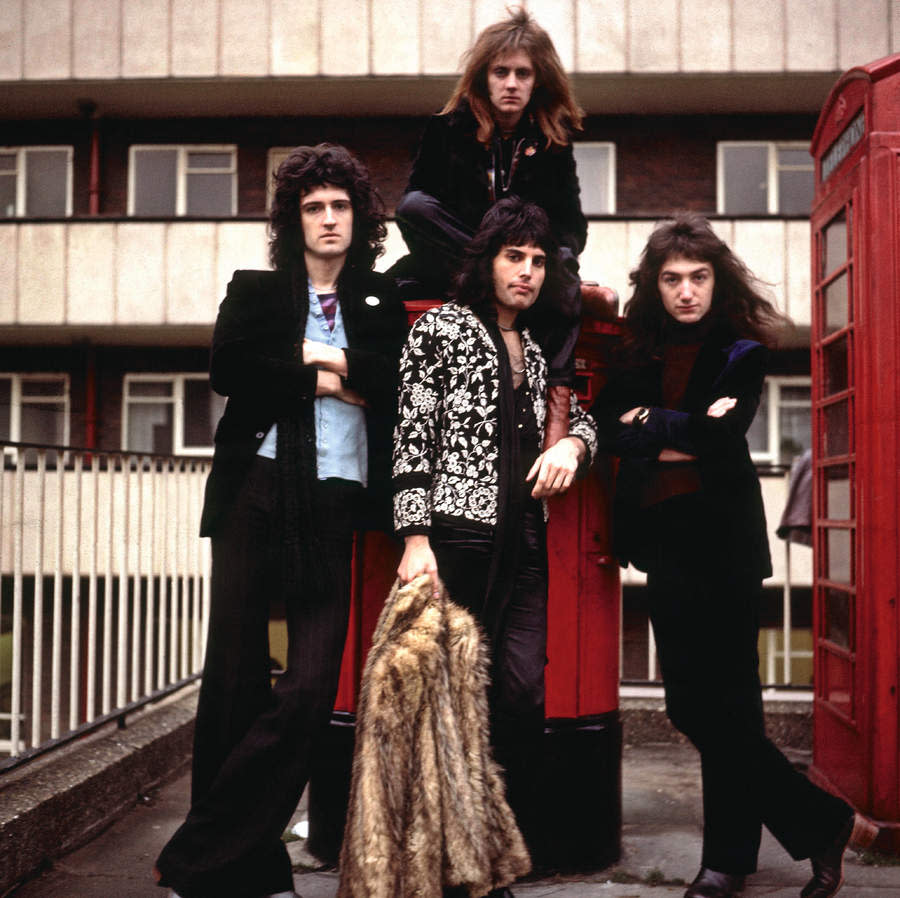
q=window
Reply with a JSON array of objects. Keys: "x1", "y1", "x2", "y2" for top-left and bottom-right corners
[
  {"x1": 0, "y1": 374, "x2": 70, "y2": 446},
  {"x1": 0, "y1": 146, "x2": 73, "y2": 218},
  {"x1": 717, "y1": 142, "x2": 813, "y2": 215},
  {"x1": 122, "y1": 374, "x2": 225, "y2": 456},
  {"x1": 748, "y1": 376, "x2": 811, "y2": 465},
  {"x1": 572, "y1": 142, "x2": 616, "y2": 215},
  {"x1": 128, "y1": 146, "x2": 237, "y2": 217},
  {"x1": 267, "y1": 147, "x2": 293, "y2": 210}
]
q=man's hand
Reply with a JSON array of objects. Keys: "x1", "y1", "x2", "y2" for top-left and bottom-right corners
[
  {"x1": 527, "y1": 436, "x2": 585, "y2": 498},
  {"x1": 397, "y1": 534, "x2": 440, "y2": 597},
  {"x1": 707, "y1": 396, "x2": 737, "y2": 418},
  {"x1": 303, "y1": 339, "x2": 348, "y2": 376},
  {"x1": 619, "y1": 406, "x2": 644, "y2": 424},
  {"x1": 315, "y1": 370, "x2": 367, "y2": 406},
  {"x1": 658, "y1": 448, "x2": 696, "y2": 462}
]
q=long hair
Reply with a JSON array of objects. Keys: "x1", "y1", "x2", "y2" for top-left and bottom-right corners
[
  {"x1": 268, "y1": 144, "x2": 387, "y2": 272},
  {"x1": 452, "y1": 198, "x2": 558, "y2": 325},
  {"x1": 442, "y1": 7, "x2": 583, "y2": 147},
  {"x1": 622, "y1": 212, "x2": 787, "y2": 360}
]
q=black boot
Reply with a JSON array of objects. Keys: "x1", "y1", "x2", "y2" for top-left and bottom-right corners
[
  {"x1": 801, "y1": 812, "x2": 878, "y2": 898},
  {"x1": 684, "y1": 867, "x2": 745, "y2": 898}
]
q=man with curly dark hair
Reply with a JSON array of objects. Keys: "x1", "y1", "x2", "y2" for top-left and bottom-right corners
[{"x1": 155, "y1": 144, "x2": 408, "y2": 898}]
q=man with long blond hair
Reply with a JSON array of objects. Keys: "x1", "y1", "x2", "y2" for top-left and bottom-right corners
[{"x1": 389, "y1": 7, "x2": 588, "y2": 445}]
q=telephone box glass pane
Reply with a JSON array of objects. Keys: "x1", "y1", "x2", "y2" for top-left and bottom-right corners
[
  {"x1": 825, "y1": 465, "x2": 851, "y2": 520},
  {"x1": 824, "y1": 588, "x2": 851, "y2": 649},
  {"x1": 823, "y1": 650, "x2": 852, "y2": 716},
  {"x1": 823, "y1": 335, "x2": 848, "y2": 395},
  {"x1": 826, "y1": 528, "x2": 853, "y2": 584},
  {"x1": 823, "y1": 400, "x2": 849, "y2": 456},
  {"x1": 823, "y1": 273, "x2": 848, "y2": 335},
  {"x1": 822, "y1": 211, "x2": 847, "y2": 277}
]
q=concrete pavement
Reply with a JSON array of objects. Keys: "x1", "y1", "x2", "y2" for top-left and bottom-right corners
[{"x1": 9, "y1": 743, "x2": 899, "y2": 897}]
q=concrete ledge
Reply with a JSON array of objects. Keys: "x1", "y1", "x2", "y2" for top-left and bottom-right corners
[{"x1": 0, "y1": 687, "x2": 198, "y2": 896}]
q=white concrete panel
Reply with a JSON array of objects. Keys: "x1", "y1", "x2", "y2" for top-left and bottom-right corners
[
  {"x1": 837, "y1": 0, "x2": 890, "y2": 69},
  {"x1": 0, "y1": 0, "x2": 24, "y2": 79},
  {"x1": 67, "y1": 224, "x2": 116, "y2": 324},
  {"x1": 581, "y1": 221, "x2": 629, "y2": 304},
  {"x1": 680, "y1": 0, "x2": 730, "y2": 73},
  {"x1": 172, "y1": 0, "x2": 219, "y2": 77},
  {"x1": 216, "y1": 222, "x2": 269, "y2": 297},
  {"x1": 733, "y1": 219, "x2": 786, "y2": 315},
  {"x1": 376, "y1": 221, "x2": 408, "y2": 272},
  {"x1": 529, "y1": 0, "x2": 575, "y2": 72},
  {"x1": 629, "y1": 0, "x2": 678, "y2": 73},
  {"x1": 23, "y1": 0, "x2": 71, "y2": 80},
  {"x1": 625, "y1": 219, "x2": 658, "y2": 285},
  {"x1": 18, "y1": 224, "x2": 66, "y2": 323},
  {"x1": 0, "y1": 226, "x2": 18, "y2": 323},
  {"x1": 785, "y1": 220, "x2": 811, "y2": 328},
  {"x1": 271, "y1": 0, "x2": 319, "y2": 75},
  {"x1": 785, "y1": 0, "x2": 837, "y2": 72},
  {"x1": 734, "y1": 0, "x2": 785, "y2": 72},
  {"x1": 221, "y1": 0, "x2": 269, "y2": 76},
  {"x1": 422, "y1": 0, "x2": 470, "y2": 74},
  {"x1": 473, "y1": 0, "x2": 511, "y2": 36},
  {"x1": 894, "y1": 4, "x2": 900, "y2": 54},
  {"x1": 321, "y1": 0, "x2": 368, "y2": 75},
  {"x1": 576, "y1": 0, "x2": 626, "y2": 72},
  {"x1": 372, "y1": 0, "x2": 420, "y2": 74},
  {"x1": 122, "y1": 0, "x2": 169, "y2": 78},
  {"x1": 73, "y1": 0, "x2": 121, "y2": 78},
  {"x1": 166, "y1": 224, "x2": 218, "y2": 323},
  {"x1": 116, "y1": 224, "x2": 166, "y2": 323}
]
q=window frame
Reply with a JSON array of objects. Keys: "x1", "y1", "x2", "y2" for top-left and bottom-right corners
[
  {"x1": 749, "y1": 375, "x2": 812, "y2": 466},
  {"x1": 121, "y1": 373, "x2": 222, "y2": 457},
  {"x1": 716, "y1": 141, "x2": 813, "y2": 216},
  {"x1": 0, "y1": 372, "x2": 71, "y2": 447},
  {"x1": 0, "y1": 145, "x2": 74, "y2": 218},
  {"x1": 571, "y1": 141, "x2": 617, "y2": 215},
  {"x1": 127, "y1": 144, "x2": 238, "y2": 217},
  {"x1": 266, "y1": 147, "x2": 294, "y2": 211}
]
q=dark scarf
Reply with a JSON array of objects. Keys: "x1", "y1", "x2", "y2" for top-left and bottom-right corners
[{"x1": 275, "y1": 265, "x2": 324, "y2": 594}]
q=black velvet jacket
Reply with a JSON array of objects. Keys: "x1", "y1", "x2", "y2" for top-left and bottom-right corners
[
  {"x1": 590, "y1": 328, "x2": 772, "y2": 580},
  {"x1": 405, "y1": 101, "x2": 587, "y2": 256},
  {"x1": 200, "y1": 266, "x2": 408, "y2": 537}
]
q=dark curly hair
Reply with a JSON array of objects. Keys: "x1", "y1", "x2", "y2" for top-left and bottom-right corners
[
  {"x1": 451, "y1": 197, "x2": 558, "y2": 325},
  {"x1": 623, "y1": 212, "x2": 787, "y2": 360},
  {"x1": 268, "y1": 144, "x2": 387, "y2": 271}
]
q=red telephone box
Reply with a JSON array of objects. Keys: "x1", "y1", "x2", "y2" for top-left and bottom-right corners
[
  {"x1": 809, "y1": 54, "x2": 900, "y2": 851},
  {"x1": 308, "y1": 306, "x2": 623, "y2": 871}
]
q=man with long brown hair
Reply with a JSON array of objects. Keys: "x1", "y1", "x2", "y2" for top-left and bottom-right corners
[{"x1": 389, "y1": 7, "x2": 589, "y2": 445}]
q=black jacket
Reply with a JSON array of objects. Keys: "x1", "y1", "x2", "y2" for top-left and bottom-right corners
[
  {"x1": 200, "y1": 266, "x2": 408, "y2": 537},
  {"x1": 406, "y1": 102, "x2": 587, "y2": 256},
  {"x1": 590, "y1": 329, "x2": 772, "y2": 580}
]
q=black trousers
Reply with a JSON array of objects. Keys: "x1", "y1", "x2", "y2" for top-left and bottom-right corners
[
  {"x1": 156, "y1": 459, "x2": 359, "y2": 898},
  {"x1": 643, "y1": 494, "x2": 851, "y2": 875},
  {"x1": 394, "y1": 189, "x2": 582, "y2": 387},
  {"x1": 431, "y1": 503, "x2": 548, "y2": 846}
]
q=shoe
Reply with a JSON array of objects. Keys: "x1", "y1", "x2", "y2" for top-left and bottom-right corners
[
  {"x1": 542, "y1": 385, "x2": 571, "y2": 451},
  {"x1": 684, "y1": 867, "x2": 745, "y2": 898},
  {"x1": 801, "y1": 812, "x2": 878, "y2": 898}
]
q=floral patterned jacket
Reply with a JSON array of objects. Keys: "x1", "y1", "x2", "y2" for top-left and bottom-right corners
[{"x1": 392, "y1": 302, "x2": 598, "y2": 536}]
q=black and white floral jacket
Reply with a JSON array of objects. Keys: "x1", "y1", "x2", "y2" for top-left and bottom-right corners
[{"x1": 392, "y1": 302, "x2": 598, "y2": 535}]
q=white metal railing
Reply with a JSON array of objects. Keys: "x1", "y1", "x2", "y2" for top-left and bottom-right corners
[{"x1": 0, "y1": 442, "x2": 211, "y2": 764}]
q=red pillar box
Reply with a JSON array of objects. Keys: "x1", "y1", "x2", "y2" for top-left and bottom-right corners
[
  {"x1": 809, "y1": 54, "x2": 900, "y2": 852},
  {"x1": 308, "y1": 307, "x2": 623, "y2": 872}
]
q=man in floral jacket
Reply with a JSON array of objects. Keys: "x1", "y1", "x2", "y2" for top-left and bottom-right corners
[{"x1": 393, "y1": 199, "x2": 597, "y2": 893}]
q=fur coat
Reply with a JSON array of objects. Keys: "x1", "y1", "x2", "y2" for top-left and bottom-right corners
[{"x1": 337, "y1": 575, "x2": 531, "y2": 898}]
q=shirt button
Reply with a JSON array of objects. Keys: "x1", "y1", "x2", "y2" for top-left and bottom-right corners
[{"x1": 255, "y1": 431, "x2": 264, "y2": 439}]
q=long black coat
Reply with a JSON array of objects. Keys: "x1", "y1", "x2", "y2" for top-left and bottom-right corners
[
  {"x1": 406, "y1": 102, "x2": 587, "y2": 256},
  {"x1": 200, "y1": 266, "x2": 408, "y2": 537},
  {"x1": 590, "y1": 329, "x2": 772, "y2": 581}
]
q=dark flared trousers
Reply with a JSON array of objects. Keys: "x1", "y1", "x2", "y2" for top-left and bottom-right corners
[
  {"x1": 643, "y1": 495, "x2": 851, "y2": 875},
  {"x1": 394, "y1": 189, "x2": 582, "y2": 387},
  {"x1": 156, "y1": 459, "x2": 358, "y2": 898}
]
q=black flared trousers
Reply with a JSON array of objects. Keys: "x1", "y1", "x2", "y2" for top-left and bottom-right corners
[
  {"x1": 644, "y1": 496, "x2": 851, "y2": 875},
  {"x1": 156, "y1": 459, "x2": 358, "y2": 898}
]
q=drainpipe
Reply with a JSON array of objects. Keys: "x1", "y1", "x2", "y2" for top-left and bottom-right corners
[{"x1": 78, "y1": 99, "x2": 100, "y2": 215}]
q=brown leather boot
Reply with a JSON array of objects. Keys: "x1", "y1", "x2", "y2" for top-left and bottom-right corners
[
  {"x1": 543, "y1": 384, "x2": 571, "y2": 451},
  {"x1": 801, "y1": 812, "x2": 878, "y2": 898}
]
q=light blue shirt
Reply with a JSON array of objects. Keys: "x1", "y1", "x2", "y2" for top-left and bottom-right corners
[{"x1": 257, "y1": 281, "x2": 368, "y2": 486}]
